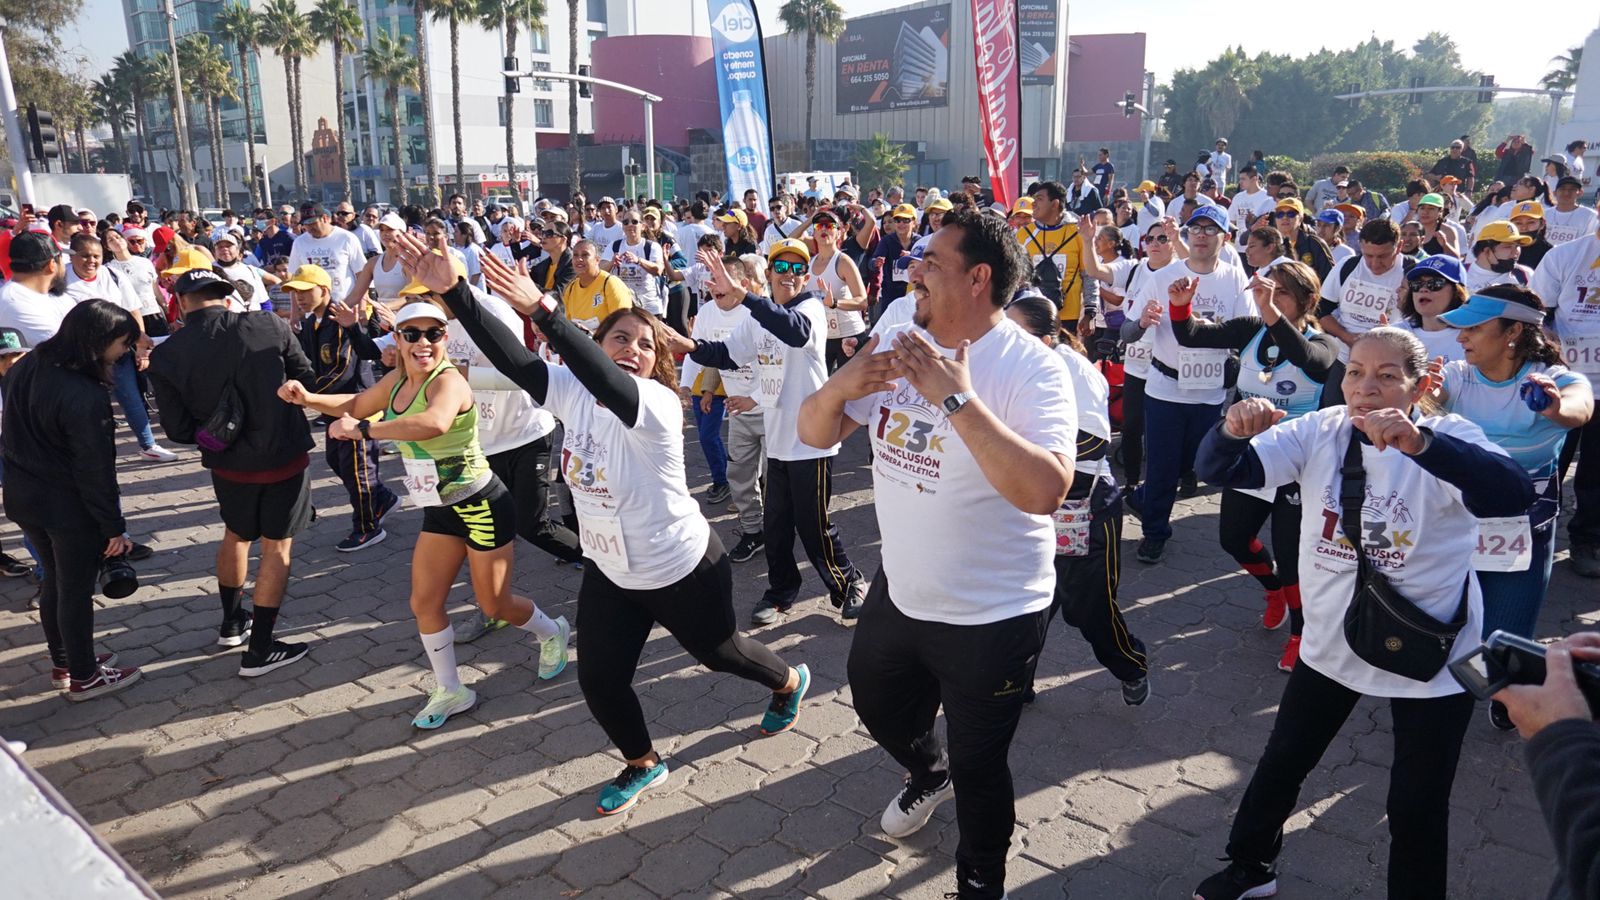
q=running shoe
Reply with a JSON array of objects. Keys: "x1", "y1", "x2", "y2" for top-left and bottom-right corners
[
  {"x1": 239, "y1": 641, "x2": 309, "y2": 677},
  {"x1": 759, "y1": 663, "x2": 809, "y2": 736},
  {"x1": 1179, "y1": 472, "x2": 1200, "y2": 498},
  {"x1": 538, "y1": 616, "x2": 571, "y2": 680},
  {"x1": 337, "y1": 529, "x2": 387, "y2": 552},
  {"x1": 67, "y1": 665, "x2": 142, "y2": 702},
  {"x1": 126, "y1": 542, "x2": 154, "y2": 562},
  {"x1": 751, "y1": 602, "x2": 790, "y2": 626},
  {"x1": 217, "y1": 610, "x2": 253, "y2": 648},
  {"x1": 138, "y1": 444, "x2": 179, "y2": 462},
  {"x1": 412, "y1": 684, "x2": 477, "y2": 730},
  {"x1": 453, "y1": 612, "x2": 509, "y2": 644},
  {"x1": 1192, "y1": 859, "x2": 1278, "y2": 899},
  {"x1": 728, "y1": 532, "x2": 765, "y2": 564},
  {"x1": 1136, "y1": 538, "x2": 1166, "y2": 564},
  {"x1": 705, "y1": 482, "x2": 732, "y2": 505},
  {"x1": 51, "y1": 652, "x2": 119, "y2": 690},
  {"x1": 1489, "y1": 700, "x2": 1516, "y2": 732},
  {"x1": 880, "y1": 773, "x2": 954, "y2": 838},
  {"x1": 596, "y1": 760, "x2": 669, "y2": 816},
  {"x1": 1277, "y1": 636, "x2": 1301, "y2": 673},
  {"x1": 839, "y1": 578, "x2": 867, "y2": 622},
  {"x1": 1262, "y1": 589, "x2": 1287, "y2": 631},
  {"x1": 1572, "y1": 544, "x2": 1600, "y2": 579},
  {"x1": 1121, "y1": 674, "x2": 1151, "y2": 706},
  {"x1": 0, "y1": 552, "x2": 33, "y2": 577},
  {"x1": 376, "y1": 492, "x2": 401, "y2": 525}
]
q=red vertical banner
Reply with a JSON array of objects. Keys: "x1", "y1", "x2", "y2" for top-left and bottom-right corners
[{"x1": 971, "y1": 0, "x2": 1020, "y2": 207}]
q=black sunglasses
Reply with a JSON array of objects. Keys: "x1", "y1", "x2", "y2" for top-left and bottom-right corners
[
  {"x1": 398, "y1": 326, "x2": 448, "y2": 344},
  {"x1": 1411, "y1": 277, "x2": 1451, "y2": 292}
]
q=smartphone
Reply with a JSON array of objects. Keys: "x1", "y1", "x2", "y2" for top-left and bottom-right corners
[{"x1": 1449, "y1": 630, "x2": 1600, "y2": 714}]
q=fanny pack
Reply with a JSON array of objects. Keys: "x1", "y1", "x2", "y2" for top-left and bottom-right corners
[
  {"x1": 197, "y1": 320, "x2": 248, "y2": 452},
  {"x1": 1338, "y1": 429, "x2": 1467, "y2": 682}
]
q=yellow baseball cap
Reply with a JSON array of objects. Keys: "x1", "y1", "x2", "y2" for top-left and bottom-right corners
[
  {"x1": 1136, "y1": 180, "x2": 1158, "y2": 193},
  {"x1": 890, "y1": 203, "x2": 919, "y2": 220},
  {"x1": 766, "y1": 238, "x2": 811, "y2": 265},
  {"x1": 1333, "y1": 202, "x2": 1364, "y2": 220},
  {"x1": 716, "y1": 208, "x2": 748, "y2": 228},
  {"x1": 1476, "y1": 221, "x2": 1534, "y2": 246},
  {"x1": 281, "y1": 264, "x2": 333, "y2": 291},
  {"x1": 926, "y1": 198, "x2": 954, "y2": 213},
  {"x1": 159, "y1": 246, "x2": 215, "y2": 277},
  {"x1": 1274, "y1": 197, "x2": 1306, "y2": 216},
  {"x1": 1509, "y1": 200, "x2": 1545, "y2": 220},
  {"x1": 399, "y1": 251, "x2": 469, "y2": 295},
  {"x1": 1010, "y1": 197, "x2": 1034, "y2": 216}
]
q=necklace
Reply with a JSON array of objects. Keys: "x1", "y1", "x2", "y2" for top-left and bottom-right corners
[{"x1": 1259, "y1": 341, "x2": 1281, "y2": 383}]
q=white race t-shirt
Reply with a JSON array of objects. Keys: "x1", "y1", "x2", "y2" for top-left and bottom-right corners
[
  {"x1": 288, "y1": 228, "x2": 367, "y2": 307},
  {"x1": 1531, "y1": 232, "x2": 1600, "y2": 378},
  {"x1": 65, "y1": 267, "x2": 141, "y2": 313},
  {"x1": 713, "y1": 295, "x2": 834, "y2": 461},
  {"x1": 217, "y1": 261, "x2": 269, "y2": 312},
  {"x1": 844, "y1": 318, "x2": 1078, "y2": 625},
  {"x1": 680, "y1": 301, "x2": 760, "y2": 416},
  {"x1": 1229, "y1": 189, "x2": 1274, "y2": 244},
  {"x1": 540, "y1": 366, "x2": 709, "y2": 589},
  {"x1": 107, "y1": 256, "x2": 162, "y2": 317},
  {"x1": 1320, "y1": 256, "x2": 1407, "y2": 360},
  {"x1": 1542, "y1": 206, "x2": 1599, "y2": 247},
  {"x1": 588, "y1": 221, "x2": 625, "y2": 252},
  {"x1": 1131, "y1": 259, "x2": 1251, "y2": 405},
  {"x1": 604, "y1": 239, "x2": 664, "y2": 315},
  {"x1": 1399, "y1": 322, "x2": 1466, "y2": 364},
  {"x1": 0, "y1": 281, "x2": 76, "y2": 344},
  {"x1": 1251, "y1": 407, "x2": 1499, "y2": 698}
]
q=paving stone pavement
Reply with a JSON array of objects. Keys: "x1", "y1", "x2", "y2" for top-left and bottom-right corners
[{"x1": 0, "y1": 422, "x2": 1591, "y2": 899}]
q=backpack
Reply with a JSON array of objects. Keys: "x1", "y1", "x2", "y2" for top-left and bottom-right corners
[{"x1": 1336, "y1": 253, "x2": 1416, "y2": 288}]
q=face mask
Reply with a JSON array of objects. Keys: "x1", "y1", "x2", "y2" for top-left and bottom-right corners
[
  {"x1": 256, "y1": 218, "x2": 268, "y2": 229},
  {"x1": 1490, "y1": 257, "x2": 1517, "y2": 274}
]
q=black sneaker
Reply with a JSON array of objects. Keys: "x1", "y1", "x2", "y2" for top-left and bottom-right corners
[
  {"x1": 839, "y1": 578, "x2": 866, "y2": 621},
  {"x1": 217, "y1": 610, "x2": 254, "y2": 648},
  {"x1": 1179, "y1": 472, "x2": 1200, "y2": 499},
  {"x1": 1193, "y1": 860, "x2": 1277, "y2": 899},
  {"x1": 705, "y1": 482, "x2": 732, "y2": 505},
  {"x1": 0, "y1": 552, "x2": 32, "y2": 577},
  {"x1": 127, "y1": 542, "x2": 154, "y2": 562},
  {"x1": 1137, "y1": 538, "x2": 1166, "y2": 564},
  {"x1": 751, "y1": 602, "x2": 790, "y2": 626},
  {"x1": 239, "y1": 641, "x2": 310, "y2": 677},
  {"x1": 1122, "y1": 675, "x2": 1151, "y2": 706},
  {"x1": 728, "y1": 532, "x2": 765, "y2": 563},
  {"x1": 376, "y1": 491, "x2": 401, "y2": 525},
  {"x1": 1123, "y1": 488, "x2": 1144, "y2": 522},
  {"x1": 1488, "y1": 700, "x2": 1516, "y2": 732},
  {"x1": 337, "y1": 529, "x2": 387, "y2": 552}
]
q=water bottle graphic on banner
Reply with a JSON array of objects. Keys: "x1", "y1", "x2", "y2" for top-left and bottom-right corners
[{"x1": 724, "y1": 91, "x2": 769, "y2": 190}]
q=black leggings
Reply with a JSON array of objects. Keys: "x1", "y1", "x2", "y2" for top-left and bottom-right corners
[
  {"x1": 488, "y1": 435, "x2": 582, "y2": 563},
  {"x1": 23, "y1": 524, "x2": 104, "y2": 679},
  {"x1": 1042, "y1": 480, "x2": 1146, "y2": 683},
  {"x1": 575, "y1": 532, "x2": 791, "y2": 760},
  {"x1": 1121, "y1": 374, "x2": 1146, "y2": 484},
  {"x1": 1218, "y1": 486, "x2": 1305, "y2": 634}
]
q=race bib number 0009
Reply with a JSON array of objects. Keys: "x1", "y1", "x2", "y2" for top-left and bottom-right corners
[{"x1": 1177, "y1": 348, "x2": 1227, "y2": 391}]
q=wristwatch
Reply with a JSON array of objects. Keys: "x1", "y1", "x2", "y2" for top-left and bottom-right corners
[
  {"x1": 942, "y1": 391, "x2": 975, "y2": 416},
  {"x1": 358, "y1": 419, "x2": 372, "y2": 440}
]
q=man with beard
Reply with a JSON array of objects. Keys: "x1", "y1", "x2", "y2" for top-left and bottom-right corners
[{"x1": 0, "y1": 233, "x2": 76, "y2": 346}]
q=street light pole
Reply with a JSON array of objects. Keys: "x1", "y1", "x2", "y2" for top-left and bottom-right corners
[
  {"x1": 643, "y1": 98, "x2": 655, "y2": 201},
  {"x1": 503, "y1": 68, "x2": 663, "y2": 201},
  {"x1": 162, "y1": 0, "x2": 198, "y2": 211},
  {"x1": 0, "y1": 25, "x2": 36, "y2": 206}
]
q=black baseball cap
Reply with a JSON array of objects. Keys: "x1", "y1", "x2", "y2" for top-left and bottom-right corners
[
  {"x1": 300, "y1": 202, "x2": 329, "y2": 218},
  {"x1": 8, "y1": 232, "x2": 58, "y2": 273},
  {"x1": 174, "y1": 268, "x2": 234, "y2": 298},
  {"x1": 0, "y1": 327, "x2": 29, "y2": 356}
]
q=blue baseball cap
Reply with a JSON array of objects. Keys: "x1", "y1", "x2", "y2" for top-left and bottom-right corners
[
  {"x1": 1315, "y1": 209, "x2": 1344, "y2": 226},
  {"x1": 1184, "y1": 205, "x2": 1229, "y2": 231},
  {"x1": 1439, "y1": 294, "x2": 1548, "y2": 329},
  {"x1": 1406, "y1": 254, "x2": 1464, "y2": 285}
]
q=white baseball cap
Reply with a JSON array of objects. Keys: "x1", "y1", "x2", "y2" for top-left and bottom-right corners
[{"x1": 378, "y1": 212, "x2": 406, "y2": 231}]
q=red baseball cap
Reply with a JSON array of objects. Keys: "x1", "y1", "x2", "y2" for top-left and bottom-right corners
[{"x1": 151, "y1": 225, "x2": 176, "y2": 255}]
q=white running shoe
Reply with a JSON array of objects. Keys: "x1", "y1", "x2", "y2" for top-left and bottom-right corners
[
  {"x1": 139, "y1": 444, "x2": 179, "y2": 461},
  {"x1": 412, "y1": 685, "x2": 476, "y2": 729},
  {"x1": 538, "y1": 616, "x2": 570, "y2": 680},
  {"x1": 880, "y1": 774, "x2": 955, "y2": 838}
]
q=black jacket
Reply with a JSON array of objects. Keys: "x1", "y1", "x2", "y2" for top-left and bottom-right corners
[
  {"x1": 1527, "y1": 719, "x2": 1600, "y2": 900},
  {"x1": 1, "y1": 352, "x2": 125, "y2": 538},
  {"x1": 296, "y1": 307, "x2": 383, "y2": 395},
  {"x1": 148, "y1": 306, "x2": 316, "y2": 472},
  {"x1": 531, "y1": 250, "x2": 576, "y2": 295}
]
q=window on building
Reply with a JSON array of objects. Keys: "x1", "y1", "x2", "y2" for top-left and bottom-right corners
[
  {"x1": 497, "y1": 97, "x2": 507, "y2": 128},
  {"x1": 587, "y1": 0, "x2": 606, "y2": 23},
  {"x1": 529, "y1": 24, "x2": 549, "y2": 54},
  {"x1": 531, "y1": 61, "x2": 552, "y2": 92},
  {"x1": 534, "y1": 99, "x2": 553, "y2": 129}
]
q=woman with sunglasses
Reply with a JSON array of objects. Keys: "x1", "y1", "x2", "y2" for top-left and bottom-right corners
[
  {"x1": 866, "y1": 203, "x2": 919, "y2": 322},
  {"x1": 280, "y1": 280, "x2": 570, "y2": 731},
  {"x1": 1396, "y1": 255, "x2": 1469, "y2": 363},
  {"x1": 1271, "y1": 198, "x2": 1333, "y2": 282},
  {"x1": 1115, "y1": 218, "x2": 1180, "y2": 495},
  {"x1": 1433, "y1": 285, "x2": 1594, "y2": 730},
  {"x1": 604, "y1": 211, "x2": 666, "y2": 316},
  {"x1": 393, "y1": 234, "x2": 810, "y2": 816},
  {"x1": 1174, "y1": 259, "x2": 1342, "y2": 671},
  {"x1": 808, "y1": 209, "x2": 869, "y2": 370},
  {"x1": 1077, "y1": 224, "x2": 1139, "y2": 332}
]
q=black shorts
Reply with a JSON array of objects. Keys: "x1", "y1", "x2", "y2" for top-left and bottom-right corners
[
  {"x1": 212, "y1": 467, "x2": 314, "y2": 542},
  {"x1": 421, "y1": 477, "x2": 516, "y2": 551}
]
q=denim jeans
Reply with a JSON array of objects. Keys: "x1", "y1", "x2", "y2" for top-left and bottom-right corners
[
  {"x1": 694, "y1": 395, "x2": 727, "y2": 486},
  {"x1": 1478, "y1": 498, "x2": 1558, "y2": 639},
  {"x1": 1132, "y1": 396, "x2": 1221, "y2": 541},
  {"x1": 112, "y1": 354, "x2": 156, "y2": 450}
]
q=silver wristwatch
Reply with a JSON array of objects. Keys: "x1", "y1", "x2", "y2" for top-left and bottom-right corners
[{"x1": 942, "y1": 391, "x2": 975, "y2": 416}]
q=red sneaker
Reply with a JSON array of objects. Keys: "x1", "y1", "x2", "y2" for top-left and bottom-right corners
[
  {"x1": 51, "y1": 652, "x2": 119, "y2": 690},
  {"x1": 1262, "y1": 589, "x2": 1288, "y2": 630},
  {"x1": 1277, "y1": 635, "x2": 1301, "y2": 673},
  {"x1": 67, "y1": 665, "x2": 142, "y2": 702}
]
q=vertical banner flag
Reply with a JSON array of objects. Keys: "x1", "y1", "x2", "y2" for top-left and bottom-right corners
[
  {"x1": 709, "y1": 0, "x2": 776, "y2": 205},
  {"x1": 971, "y1": 0, "x2": 1021, "y2": 207}
]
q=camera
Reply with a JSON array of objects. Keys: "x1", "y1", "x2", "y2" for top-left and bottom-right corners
[
  {"x1": 1449, "y1": 630, "x2": 1600, "y2": 715},
  {"x1": 99, "y1": 553, "x2": 139, "y2": 600}
]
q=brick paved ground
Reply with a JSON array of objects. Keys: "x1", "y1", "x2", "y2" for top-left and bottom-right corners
[{"x1": 0, "y1": 423, "x2": 1592, "y2": 899}]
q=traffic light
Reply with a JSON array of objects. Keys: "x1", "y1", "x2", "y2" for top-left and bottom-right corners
[
  {"x1": 1478, "y1": 74, "x2": 1496, "y2": 104},
  {"x1": 504, "y1": 56, "x2": 520, "y2": 94},
  {"x1": 1123, "y1": 91, "x2": 1136, "y2": 117},
  {"x1": 578, "y1": 65, "x2": 592, "y2": 99},
  {"x1": 26, "y1": 104, "x2": 59, "y2": 162}
]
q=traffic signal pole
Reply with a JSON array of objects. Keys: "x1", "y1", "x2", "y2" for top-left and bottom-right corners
[
  {"x1": 502, "y1": 67, "x2": 662, "y2": 201},
  {"x1": 0, "y1": 25, "x2": 37, "y2": 206}
]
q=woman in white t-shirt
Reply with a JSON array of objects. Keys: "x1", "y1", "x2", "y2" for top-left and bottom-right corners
[
  {"x1": 405, "y1": 238, "x2": 809, "y2": 818},
  {"x1": 1396, "y1": 254, "x2": 1468, "y2": 364},
  {"x1": 1078, "y1": 224, "x2": 1139, "y2": 328},
  {"x1": 807, "y1": 208, "x2": 869, "y2": 370},
  {"x1": 1115, "y1": 218, "x2": 1179, "y2": 493},
  {"x1": 1189, "y1": 327, "x2": 1534, "y2": 900}
]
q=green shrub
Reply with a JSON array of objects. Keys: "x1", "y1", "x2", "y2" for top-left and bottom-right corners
[
  {"x1": 1304, "y1": 151, "x2": 1442, "y2": 200},
  {"x1": 1260, "y1": 155, "x2": 1310, "y2": 189}
]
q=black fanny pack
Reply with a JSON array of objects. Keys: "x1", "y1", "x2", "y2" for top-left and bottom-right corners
[{"x1": 1338, "y1": 430, "x2": 1467, "y2": 682}]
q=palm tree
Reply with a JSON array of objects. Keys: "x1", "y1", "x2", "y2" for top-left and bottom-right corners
[
  {"x1": 112, "y1": 51, "x2": 159, "y2": 191},
  {"x1": 215, "y1": 3, "x2": 266, "y2": 209},
  {"x1": 1194, "y1": 47, "x2": 1259, "y2": 141},
  {"x1": 364, "y1": 30, "x2": 420, "y2": 205},
  {"x1": 263, "y1": 0, "x2": 314, "y2": 198},
  {"x1": 430, "y1": 0, "x2": 479, "y2": 198},
  {"x1": 854, "y1": 133, "x2": 911, "y2": 193},
  {"x1": 1542, "y1": 47, "x2": 1583, "y2": 92},
  {"x1": 146, "y1": 51, "x2": 191, "y2": 188},
  {"x1": 778, "y1": 0, "x2": 844, "y2": 170},
  {"x1": 567, "y1": 0, "x2": 580, "y2": 196},
  {"x1": 91, "y1": 74, "x2": 133, "y2": 175},
  {"x1": 482, "y1": 0, "x2": 546, "y2": 207},
  {"x1": 309, "y1": 0, "x2": 362, "y2": 201},
  {"x1": 181, "y1": 35, "x2": 238, "y2": 207},
  {"x1": 413, "y1": 0, "x2": 440, "y2": 205}
]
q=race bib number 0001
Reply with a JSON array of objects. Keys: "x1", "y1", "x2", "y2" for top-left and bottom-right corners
[
  {"x1": 1563, "y1": 334, "x2": 1600, "y2": 378},
  {"x1": 400, "y1": 456, "x2": 442, "y2": 508},
  {"x1": 579, "y1": 515, "x2": 630, "y2": 572},
  {"x1": 1177, "y1": 348, "x2": 1227, "y2": 391},
  {"x1": 1473, "y1": 516, "x2": 1532, "y2": 572}
]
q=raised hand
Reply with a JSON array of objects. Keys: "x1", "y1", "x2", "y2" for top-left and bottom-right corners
[
  {"x1": 1139, "y1": 299, "x2": 1163, "y2": 329},
  {"x1": 825, "y1": 334, "x2": 898, "y2": 401},
  {"x1": 1168, "y1": 275, "x2": 1199, "y2": 307},
  {"x1": 1351, "y1": 407, "x2": 1426, "y2": 454},
  {"x1": 392, "y1": 232, "x2": 463, "y2": 295},
  {"x1": 892, "y1": 330, "x2": 973, "y2": 408},
  {"x1": 329, "y1": 299, "x2": 360, "y2": 328},
  {"x1": 1222, "y1": 397, "x2": 1286, "y2": 439},
  {"x1": 480, "y1": 249, "x2": 545, "y2": 316}
]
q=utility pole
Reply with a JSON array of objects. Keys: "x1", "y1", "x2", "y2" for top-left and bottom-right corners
[
  {"x1": 162, "y1": 0, "x2": 198, "y2": 210},
  {"x1": 1334, "y1": 84, "x2": 1572, "y2": 156},
  {"x1": 0, "y1": 24, "x2": 36, "y2": 206},
  {"x1": 503, "y1": 67, "x2": 662, "y2": 201}
]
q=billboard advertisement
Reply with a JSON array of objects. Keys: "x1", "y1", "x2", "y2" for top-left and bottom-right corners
[
  {"x1": 835, "y1": 6, "x2": 952, "y2": 114},
  {"x1": 971, "y1": 0, "x2": 1020, "y2": 206},
  {"x1": 1018, "y1": 0, "x2": 1058, "y2": 85},
  {"x1": 708, "y1": 0, "x2": 776, "y2": 203}
]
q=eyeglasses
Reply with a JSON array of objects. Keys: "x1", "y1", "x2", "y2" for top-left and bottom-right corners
[
  {"x1": 1188, "y1": 224, "x2": 1223, "y2": 236},
  {"x1": 1141, "y1": 234, "x2": 1170, "y2": 244},
  {"x1": 814, "y1": 221, "x2": 837, "y2": 230},
  {"x1": 1411, "y1": 277, "x2": 1451, "y2": 292},
  {"x1": 334, "y1": 210, "x2": 354, "y2": 217},
  {"x1": 398, "y1": 326, "x2": 448, "y2": 344},
  {"x1": 1272, "y1": 210, "x2": 1299, "y2": 219},
  {"x1": 77, "y1": 219, "x2": 96, "y2": 227},
  {"x1": 620, "y1": 219, "x2": 640, "y2": 225},
  {"x1": 892, "y1": 216, "x2": 915, "y2": 223},
  {"x1": 770, "y1": 259, "x2": 807, "y2": 275},
  {"x1": 768, "y1": 206, "x2": 784, "y2": 212}
]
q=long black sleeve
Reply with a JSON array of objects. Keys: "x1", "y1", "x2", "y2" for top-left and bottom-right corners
[
  {"x1": 436, "y1": 279, "x2": 550, "y2": 405},
  {"x1": 65, "y1": 388, "x2": 126, "y2": 539},
  {"x1": 346, "y1": 309, "x2": 385, "y2": 361},
  {"x1": 1268, "y1": 319, "x2": 1340, "y2": 382},
  {"x1": 533, "y1": 294, "x2": 642, "y2": 427},
  {"x1": 743, "y1": 291, "x2": 813, "y2": 347},
  {"x1": 1195, "y1": 424, "x2": 1268, "y2": 489},
  {"x1": 1408, "y1": 428, "x2": 1535, "y2": 518},
  {"x1": 1525, "y1": 719, "x2": 1600, "y2": 900},
  {"x1": 1171, "y1": 310, "x2": 1260, "y2": 350},
  {"x1": 149, "y1": 370, "x2": 198, "y2": 446}
]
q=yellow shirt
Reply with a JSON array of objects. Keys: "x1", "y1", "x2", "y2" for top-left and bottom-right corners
[
  {"x1": 1015, "y1": 219, "x2": 1085, "y2": 321},
  {"x1": 561, "y1": 272, "x2": 634, "y2": 332}
]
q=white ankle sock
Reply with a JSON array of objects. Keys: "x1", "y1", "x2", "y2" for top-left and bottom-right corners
[
  {"x1": 420, "y1": 628, "x2": 462, "y2": 692},
  {"x1": 517, "y1": 606, "x2": 561, "y2": 641}
]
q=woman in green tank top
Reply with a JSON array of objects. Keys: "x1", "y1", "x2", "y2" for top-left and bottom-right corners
[{"x1": 281, "y1": 289, "x2": 571, "y2": 731}]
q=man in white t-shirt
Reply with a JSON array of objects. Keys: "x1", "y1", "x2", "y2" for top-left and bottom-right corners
[
  {"x1": 288, "y1": 204, "x2": 367, "y2": 305},
  {"x1": 1317, "y1": 218, "x2": 1407, "y2": 361},
  {"x1": 588, "y1": 197, "x2": 624, "y2": 251},
  {"x1": 0, "y1": 233, "x2": 76, "y2": 346},
  {"x1": 1543, "y1": 177, "x2": 1599, "y2": 246},
  {"x1": 213, "y1": 231, "x2": 271, "y2": 312},
  {"x1": 1229, "y1": 167, "x2": 1275, "y2": 248},
  {"x1": 1209, "y1": 138, "x2": 1233, "y2": 188},
  {"x1": 761, "y1": 195, "x2": 803, "y2": 252},
  {"x1": 1463, "y1": 221, "x2": 1534, "y2": 292},
  {"x1": 796, "y1": 209, "x2": 1077, "y2": 900}
]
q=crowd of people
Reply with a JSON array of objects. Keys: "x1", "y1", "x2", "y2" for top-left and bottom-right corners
[{"x1": 1, "y1": 138, "x2": 1598, "y2": 899}]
